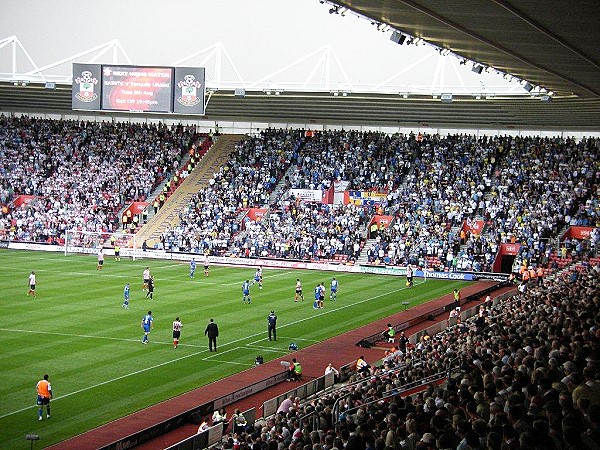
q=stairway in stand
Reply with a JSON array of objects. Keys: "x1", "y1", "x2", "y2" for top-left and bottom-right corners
[
  {"x1": 134, "y1": 134, "x2": 245, "y2": 248},
  {"x1": 356, "y1": 238, "x2": 378, "y2": 265}
]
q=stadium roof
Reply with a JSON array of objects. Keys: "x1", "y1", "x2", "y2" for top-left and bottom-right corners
[
  {"x1": 334, "y1": 0, "x2": 600, "y2": 99},
  {"x1": 0, "y1": 0, "x2": 599, "y2": 130}
]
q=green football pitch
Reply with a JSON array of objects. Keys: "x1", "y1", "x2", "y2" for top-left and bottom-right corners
[{"x1": 0, "y1": 249, "x2": 471, "y2": 448}]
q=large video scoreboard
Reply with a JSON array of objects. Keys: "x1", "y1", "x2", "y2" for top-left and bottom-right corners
[{"x1": 72, "y1": 63, "x2": 206, "y2": 115}]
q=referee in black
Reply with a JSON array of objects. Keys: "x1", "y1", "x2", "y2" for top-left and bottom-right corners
[
  {"x1": 205, "y1": 318, "x2": 219, "y2": 352},
  {"x1": 267, "y1": 310, "x2": 277, "y2": 341}
]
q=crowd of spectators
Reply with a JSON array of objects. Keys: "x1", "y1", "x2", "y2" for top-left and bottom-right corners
[
  {"x1": 367, "y1": 135, "x2": 598, "y2": 272},
  {"x1": 218, "y1": 265, "x2": 600, "y2": 450},
  {"x1": 166, "y1": 130, "x2": 597, "y2": 272},
  {"x1": 2, "y1": 117, "x2": 597, "y2": 273},
  {"x1": 230, "y1": 202, "x2": 369, "y2": 260},
  {"x1": 170, "y1": 129, "x2": 420, "y2": 259},
  {"x1": 482, "y1": 136, "x2": 599, "y2": 269},
  {"x1": 0, "y1": 115, "x2": 195, "y2": 242},
  {"x1": 286, "y1": 130, "x2": 417, "y2": 193},
  {"x1": 161, "y1": 129, "x2": 302, "y2": 253}
]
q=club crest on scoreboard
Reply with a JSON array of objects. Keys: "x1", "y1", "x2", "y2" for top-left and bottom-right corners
[
  {"x1": 74, "y1": 70, "x2": 99, "y2": 102},
  {"x1": 177, "y1": 74, "x2": 203, "y2": 107}
]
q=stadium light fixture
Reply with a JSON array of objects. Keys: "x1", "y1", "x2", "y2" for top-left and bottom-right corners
[{"x1": 390, "y1": 31, "x2": 407, "y2": 45}]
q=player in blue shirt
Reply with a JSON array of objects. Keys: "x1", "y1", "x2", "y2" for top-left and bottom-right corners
[
  {"x1": 253, "y1": 266, "x2": 263, "y2": 289},
  {"x1": 318, "y1": 282, "x2": 325, "y2": 308},
  {"x1": 189, "y1": 258, "x2": 196, "y2": 279},
  {"x1": 330, "y1": 277, "x2": 338, "y2": 301},
  {"x1": 122, "y1": 283, "x2": 130, "y2": 309},
  {"x1": 242, "y1": 280, "x2": 251, "y2": 304},
  {"x1": 313, "y1": 284, "x2": 320, "y2": 309},
  {"x1": 141, "y1": 310, "x2": 153, "y2": 344}
]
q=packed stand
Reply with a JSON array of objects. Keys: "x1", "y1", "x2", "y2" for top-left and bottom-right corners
[
  {"x1": 215, "y1": 265, "x2": 599, "y2": 450},
  {"x1": 161, "y1": 129, "x2": 302, "y2": 253},
  {"x1": 484, "y1": 136, "x2": 599, "y2": 269},
  {"x1": 285, "y1": 130, "x2": 416, "y2": 193},
  {"x1": 368, "y1": 135, "x2": 598, "y2": 273},
  {"x1": 231, "y1": 202, "x2": 369, "y2": 260},
  {"x1": 229, "y1": 130, "x2": 418, "y2": 261},
  {"x1": 0, "y1": 115, "x2": 195, "y2": 242},
  {"x1": 363, "y1": 134, "x2": 497, "y2": 271}
]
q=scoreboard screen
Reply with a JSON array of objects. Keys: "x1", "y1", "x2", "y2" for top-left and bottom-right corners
[
  {"x1": 72, "y1": 64, "x2": 205, "y2": 115},
  {"x1": 101, "y1": 66, "x2": 173, "y2": 113}
]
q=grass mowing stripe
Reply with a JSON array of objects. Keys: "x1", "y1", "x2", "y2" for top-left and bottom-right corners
[{"x1": 0, "y1": 328, "x2": 206, "y2": 347}]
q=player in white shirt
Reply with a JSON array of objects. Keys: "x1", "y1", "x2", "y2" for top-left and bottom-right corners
[
  {"x1": 203, "y1": 254, "x2": 210, "y2": 277},
  {"x1": 253, "y1": 266, "x2": 263, "y2": 289},
  {"x1": 143, "y1": 267, "x2": 151, "y2": 291},
  {"x1": 27, "y1": 271, "x2": 36, "y2": 297},
  {"x1": 295, "y1": 279, "x2": 304, "y2": 302},
  {"x1": 97, "y1": 248, "x2": 104, "y2": 270}
]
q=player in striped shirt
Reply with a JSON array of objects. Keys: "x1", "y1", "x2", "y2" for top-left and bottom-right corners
[{"x1": 172, "y1": 317, "x2": 183, "y2": 349}]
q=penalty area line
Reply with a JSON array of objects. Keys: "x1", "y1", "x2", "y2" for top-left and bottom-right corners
[{"x1": 201, "y1": 358, "x2": 248, "y2": 366}]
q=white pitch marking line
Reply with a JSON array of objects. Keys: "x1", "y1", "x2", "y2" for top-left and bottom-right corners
[
  {"x1": 244, "y1": 345, "x2": 289, "y2": 354},
  {"x1": 202, "y1": 359, "x2": 248, "y2": 366},
  {"x1": 202, "y1": 347, "x2": 239, "y2": 359},
  {"x1": 0, "y1": 282, "x2": 411, "y2": 419}
]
